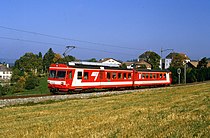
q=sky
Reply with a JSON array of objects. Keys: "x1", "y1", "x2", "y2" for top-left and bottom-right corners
[{"x1": 0, "y1": 0, "x2": 210, "y2": 62}]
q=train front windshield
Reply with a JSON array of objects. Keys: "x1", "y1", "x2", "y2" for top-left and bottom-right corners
[{"x1": 49, "y1": 70, "x2": 66, "y2": 79}]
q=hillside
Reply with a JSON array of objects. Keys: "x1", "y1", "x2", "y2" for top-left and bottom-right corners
[{"x1": 0, "y1": 83, "x2": 209, "y2": 137}]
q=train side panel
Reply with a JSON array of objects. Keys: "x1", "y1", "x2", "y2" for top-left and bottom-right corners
[{"x1": 47, "y1": 63, "x2": 172, "y2": 93}]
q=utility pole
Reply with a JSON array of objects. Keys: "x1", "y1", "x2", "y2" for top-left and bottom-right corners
[{"x1": 184, "y1": 63, "x2": 187, "y2": 84}]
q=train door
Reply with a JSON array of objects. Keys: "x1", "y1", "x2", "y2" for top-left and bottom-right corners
[
  {"x1": 66, "y1": 70, "x2": 74, "y2": 89},
  {"x1": 99, "y1": 70, "x2": 104, "y2": 88}
]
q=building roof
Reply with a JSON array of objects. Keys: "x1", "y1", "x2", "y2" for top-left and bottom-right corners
[
  {"x1": 135, "y1": 60, "x2": 152, "y2": 68},
  {"x1": 208, "y1": 61, "x2": 210, "y2": 68},
  {"x1": 0, "y1": 64, "x2": 11, "y2": 72},
  {"x1": 187, "y1": 61, "x2": 198, "y2": 68},
  {"x1": 123, "y1": 62, "x2": 134, "y2": 66},
  {"x1": 99, "y1": 58, "x2": 122, "y2": 64},
  {"x1": 189, "y1": 61, "x2": 199, "y2": 68}
]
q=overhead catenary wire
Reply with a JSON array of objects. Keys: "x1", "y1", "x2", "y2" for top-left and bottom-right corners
[
  {"x1": 0, "y1": 36, "x2": 138, "y2": 56},
  {"x1": 0, "y1": 25, "x2": 147, "y2": 51}
]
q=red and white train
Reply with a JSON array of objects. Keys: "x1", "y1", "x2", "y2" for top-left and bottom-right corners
[{"x1": 47, "y1": 62, "x2": 172, "y2": 93}]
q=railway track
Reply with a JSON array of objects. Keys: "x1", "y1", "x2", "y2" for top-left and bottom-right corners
[
  {"x1": 0, "y1": 94, "x2": 52, "y2": 100},
  {"x1": 0, "y1": 81, "x2": 209, "y2": 107}
]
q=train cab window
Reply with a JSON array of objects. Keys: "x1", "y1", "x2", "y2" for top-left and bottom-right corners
[
  {"x1": 128, "y1": 73, "x2": 132, "y2": 79},
  {"x1": 49, "y1": 70, "x2": 56, "y2": 78},
  {"x1": 84, "y1": 72, "x2": 89, "y2": 80},
  {"x1": 69, "y1": 71, "x2": 72, "y2": 79},
  {"x1": 118, "y1": 73, "x2": 122, "y2": 79},
  {"x1": 123, "y1": 73, "x2": 127, "y2": 79},
  {"x1": 57, "y1": 71, "x2": 66, "y2": 78},
  {"x1": 107, "y1": 72, "x2": 111, "y2": 79},
  {"x1": 160, "y1": 74, "x2": 162, "y2": 78},
  {"x1": 77, "y1": 71, "x2": 82, "y2": 79},
  {"x1": 112, "y1": 72, "x2": 117, "y2": 79}
]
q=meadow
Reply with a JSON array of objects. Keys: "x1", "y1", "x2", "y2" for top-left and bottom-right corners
[{"x1": 0, "y1": 82, "x2": 209, "y2": 137}]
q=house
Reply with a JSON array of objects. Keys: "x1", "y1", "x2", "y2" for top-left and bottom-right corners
[
  {"x1": 123, "y1": 60, "x2": 152, "y2": 70},
  {"x1": 123, "y1": 62, "x2": 134, "y2": 69},
  {"x1": 161, "y1": 52, "x2": 190, "y2": 69},
  {"x1": 187, "y1": 60, "x2": 199, "y2": 68},
  {"x1": 0, "y1": 64, "x2": 12, "y2": 81},
  {"x1": 99, "y1": 58, "x2": 122, "y2": 66},
  {"x1": 207, "y1": 60, "x2": 210, "y2": 68},
  {"x1": 187, "y1": 59, "x2": 210, "y2": 69},
  {"x1": 135, "y1": 60, "x2": 152, "y2": 69}
]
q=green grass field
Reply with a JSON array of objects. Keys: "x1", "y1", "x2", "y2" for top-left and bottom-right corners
[
  {"x1": 0, "y1": 83, "x2": 209, "y2": 137},
  {"x1": 11, "y1": 77, "x2": 50, "y2": 96}
]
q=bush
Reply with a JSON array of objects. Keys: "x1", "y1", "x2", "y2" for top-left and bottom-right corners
[
  {"x1": 0, "y1": 85, "x2": 13, "y2": 96},
  {"x1": 25, "y1": 76, "x2": 39, "y2": 90}
]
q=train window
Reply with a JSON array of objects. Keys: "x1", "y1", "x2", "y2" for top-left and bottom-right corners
[
  {"x1": 84, "y1": 72, "x2": 89, "y2": 80},
  {"x1": 123, "y1": 73, "x2": 127, "y2": 79},
  {"x1": 153, "y1": 74, "x2": 156, "y2": 79},
  {"x1": 164, "y1": 74, "x2": 166, "y2": 78},
  {"x1": 57, "y1": 71, "x2": 66, "y2": 78},
  {"x1": 49, "y1": 70, "x2": 56, "y2": 78},
  {"x1": 107, "y1": 72, "x2": 111, "y2": 79},
  {"x1": 118, "y1": 73, "x2": 122, "y2": 79},
  {"x1": 142, "y1": 74, "x2": 145, "y2": 79},
  {"x1": 160, "y1": 74, "x2": 162, "y2": 78},
  {"x1": 112, "y1": 72, "x2": 117, "y2": 79},
  {"x1": 69, "y1": 71, "x2": 72, "y2": 79},
  {"x1": 77, "y1": 71, "x2": 82, "y2": 79},
  {"x1": 128, "y1": 73, "x2": 132, "y2": 79},
  {"x1": 146, "y1": 74, "x2": 149, "y2": 79},
  {"x1": 150, "y1": 73, "x2": 153, "y2": 79}
]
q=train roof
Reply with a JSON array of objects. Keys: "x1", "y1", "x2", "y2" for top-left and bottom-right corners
[
  {"x1": 50, "y1": 62, "x2": 171, "y2": 72},
  {"x1": 68, "y1": 61, "x2": 120, "y2": 68}
]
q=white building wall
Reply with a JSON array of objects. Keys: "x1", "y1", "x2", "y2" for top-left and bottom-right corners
[
  {"x1": 102, "y1": 59, "x2": 121, "y2": 65},
  {"x1": 0, "y1": 71, "x2": 12, "y2": 80},
  {"x1": 165, "y1": 59, "x2": 172, "y2": 69}
]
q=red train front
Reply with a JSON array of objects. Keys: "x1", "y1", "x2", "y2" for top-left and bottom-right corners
[{"x1": 47, "y1": 62, "x2": 172, "y2": 93}]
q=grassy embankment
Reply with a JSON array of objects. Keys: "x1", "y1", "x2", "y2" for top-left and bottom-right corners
[
  {"x1": 11, "y1": 77, "x2": 50, "y2": 96},
  {"x1": 0, "y1": 82, "x2": 209, "y2": 137}
]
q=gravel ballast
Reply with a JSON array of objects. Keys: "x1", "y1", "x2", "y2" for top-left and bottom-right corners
[{"x1": 0, "y1": 89, "x2": 151, "y2": 107}]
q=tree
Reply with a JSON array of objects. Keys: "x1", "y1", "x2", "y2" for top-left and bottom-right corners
[
  {"x1": 53, "y1": 53, "x2": 62, "y2": 63},
  {"x1": 14, "y1": 52, "x2": 43, "y2": 74},
  {"x1": 43, "y1": 48, "x2": 55, "y2": 72},
  {"x1": 120, "y1": 63, "x2": 127, "y2": 69},
  {"x1": 139, "y1": 51, "x2": 160, "y2": 69},
  {"x1": 38, "y1": 52, "x2": 42, "y2": 59},
  {"x1": 186, "y1": 68, "x2": 197, "y2": 83},
  {"x1": 13, "y1": 76, "x2": 26, "y2": 92},
  {"x1": 25, "y1": 75, "x2": 39, "y2": 90},
  {"x1": 197, "y1": 57, "x2": 208, "y2": 69},
  {"x1": 170, "y1": 53, "x2": 186, "y2": 68},
  {"x1": 87, "y1": 58, "x2": 97, "y2": 62},
  {"x1": 59, "y1": 55, "x2": 76, "y2": 63}
]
